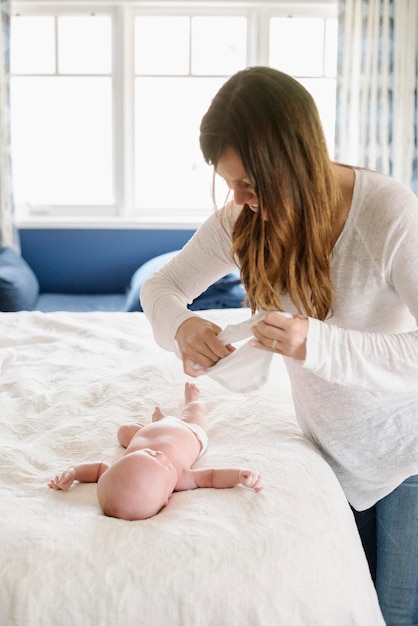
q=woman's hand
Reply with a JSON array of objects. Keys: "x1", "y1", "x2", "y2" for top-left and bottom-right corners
[
  {"x1": 250, "y1": 311, "x2": 308, "y2": 360},
  {"x1": 176, "y1": 317, "x2": 233, "y2": 377}
]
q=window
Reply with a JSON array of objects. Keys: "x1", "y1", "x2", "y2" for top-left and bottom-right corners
[{"x1": 10, "y1": 1, "x2": 337, "y2": 227}]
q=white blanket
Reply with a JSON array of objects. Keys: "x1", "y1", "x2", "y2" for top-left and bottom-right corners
[{"x1": 0, "y1": 309, "x2": 384, "y2": 626}]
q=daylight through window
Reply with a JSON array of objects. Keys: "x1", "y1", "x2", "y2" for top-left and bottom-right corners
[{"x1": 10, "y1": 1, "x2": 337, "y2": 226}]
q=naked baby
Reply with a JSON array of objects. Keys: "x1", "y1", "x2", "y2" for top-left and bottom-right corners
[{"x1": 48, "y1": 382, "x2": 262, "y2": 520}]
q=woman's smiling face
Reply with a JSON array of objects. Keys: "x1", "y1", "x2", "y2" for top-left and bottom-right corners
[{"x1": 216, "y1": 146, "x2": 267, "y2": 218}]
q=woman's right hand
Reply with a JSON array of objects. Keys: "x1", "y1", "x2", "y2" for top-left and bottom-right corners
[{"x1": 175, "y1": 317, "x2": 234, "y2": 377}]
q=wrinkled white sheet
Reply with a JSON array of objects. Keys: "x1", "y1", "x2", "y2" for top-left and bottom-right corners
[{"x1": 0, "y1": 309, "x2": 384, "y2": 626}]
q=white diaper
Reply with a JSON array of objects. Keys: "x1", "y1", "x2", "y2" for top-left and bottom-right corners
[
  {"x1": 176, "y1": 311, "x2": 291, "y2": 394},
  {"x1": 163, "y1": 416, "x2": 208, "y2": 456},
  {"x1": 201, "y1": 311, "x2": 273, "y2": 393},
  {"x1": 200, "y1": 310, "x2": 293, "y2": 393}
]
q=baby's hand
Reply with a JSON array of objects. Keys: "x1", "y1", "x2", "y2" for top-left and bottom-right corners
[
  {"x1": 239, "y1": 470, "x2": 263, "y2": 492},
  {"x1": 48, "y1": 467, "x2": 76, "y2": 491}
]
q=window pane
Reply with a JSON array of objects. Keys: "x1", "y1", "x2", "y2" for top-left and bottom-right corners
[
  {"x1": 135, "y1": 17, "x2": 190, "y2": 75},
  {"x1": 298, "y1": 77, "x2": 336, "y2": 157},
  {"x1": 11, "y1": 16, "x2": 55, "y2": 74},
  {"x1": 11, "y1": 77, "x2": 113, "y2": 205},
  {"x1": 58, "y1": 16, "x2": 111, "y2": 74},
  {"x1": 10, "y1": 3, "x2": 338, "y2": 222},
  {"x1": 135, "y1": 77, "x2": 226, "y2": 211},
  {"x1": 191, "y1": 17, "x2": 247, "y2": 75},
  {"x1": 325, "y1": 18, "x2": 338, "y2": 77},
  {"x1": 269, "y1": 18, "x2": 324, "y2": 76}
]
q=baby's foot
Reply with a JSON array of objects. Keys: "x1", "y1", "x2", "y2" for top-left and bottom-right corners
[
  {"x1": 184, "y1": 381, "x2": 200, "y2": 404},
  {"x1": 152, "y1": 406, "x2": 165, "y2": 422}
]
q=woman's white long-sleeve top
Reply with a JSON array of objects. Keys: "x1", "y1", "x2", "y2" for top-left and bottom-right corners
[{"x1": 141, "y1": 168, "x2": 418, "y2": 510}]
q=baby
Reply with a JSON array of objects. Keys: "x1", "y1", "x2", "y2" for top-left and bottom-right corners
[{"x1": 48, "y1": 382, "x2": 262, "y2": 520}]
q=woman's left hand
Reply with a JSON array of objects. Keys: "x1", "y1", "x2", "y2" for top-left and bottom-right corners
[{"x1": 250, "y1": 311, "x2": 308, "y2": 360}]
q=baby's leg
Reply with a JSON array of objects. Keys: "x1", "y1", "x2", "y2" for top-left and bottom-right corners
[
  {"x1": 117, "y1": 423, "x2": 144, "y2": 448},
  {"x1": 184, "y1": 381, "x2": 200, "y2": 404},
  {"x1": 181, "y1": 382, "x2": 206, "y2": 429},
  {"x1": 152, "y1": 406, "x2": 165, "y2": 422}
]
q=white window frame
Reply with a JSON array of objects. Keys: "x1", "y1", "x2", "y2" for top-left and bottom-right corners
[{"x1": 11, "y1": 0, "x2": 337, "y2": 229}]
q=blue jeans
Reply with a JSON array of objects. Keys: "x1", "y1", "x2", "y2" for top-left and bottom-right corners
[{"x1": 352, "y1": 475, "x2": 418, "y2": 626}]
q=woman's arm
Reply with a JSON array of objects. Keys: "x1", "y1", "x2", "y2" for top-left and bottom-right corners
[{"x1": 141, "y1": 209, "x2": 239, "y2": 352}]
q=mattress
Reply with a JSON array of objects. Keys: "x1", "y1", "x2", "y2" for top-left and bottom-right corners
[{"x1": 0, "y1": 308, "x2": 384, "y2": 625}]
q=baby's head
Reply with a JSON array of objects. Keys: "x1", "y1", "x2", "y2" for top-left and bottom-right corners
[{"x1": 97, "y1": 449, "x2": 178, "y2": 520}]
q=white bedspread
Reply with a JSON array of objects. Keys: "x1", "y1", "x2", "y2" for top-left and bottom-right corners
[{"x1": 0, "y1": 309, "x2": 384, "y2": 626}]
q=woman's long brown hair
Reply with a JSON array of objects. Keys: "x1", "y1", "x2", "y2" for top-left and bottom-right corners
[{"x1": 199, "y1": 67, "x2": 340, "y2": 320}]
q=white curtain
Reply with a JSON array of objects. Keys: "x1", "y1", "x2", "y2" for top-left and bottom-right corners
[
  {"x1": 336, "y1": 0, "x2": 418, "y2": 193},
  {"x1": 0, "y1": 0, "x2": 18, "y2": 249}
]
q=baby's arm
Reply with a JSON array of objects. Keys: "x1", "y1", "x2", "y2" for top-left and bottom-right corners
[
  {"x1": 176, "y1": 468, "x2": 263, "y2": 492},
  {"x1": 48, "y1": 461, "x2": 110, "y2": 491}
]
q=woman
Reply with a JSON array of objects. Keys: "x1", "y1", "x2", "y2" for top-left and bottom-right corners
[{"x1": 141, "y1": 66, "x2": 418, "y2": 623}]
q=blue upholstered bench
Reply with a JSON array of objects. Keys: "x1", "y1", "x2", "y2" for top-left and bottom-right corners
[{"x1": 0, "y1": 247, "x2": 246, "y2": 313}]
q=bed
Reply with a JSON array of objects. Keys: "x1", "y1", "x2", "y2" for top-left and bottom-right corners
[{"x1": 0, "y1": 308, "x2": 384, "y2": 626}]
